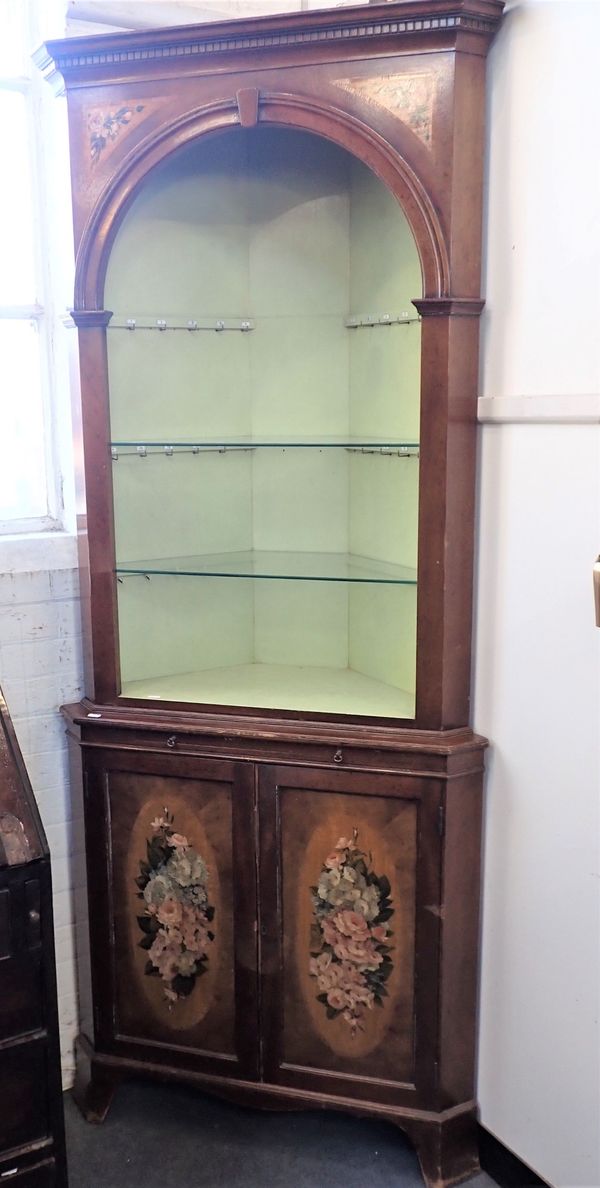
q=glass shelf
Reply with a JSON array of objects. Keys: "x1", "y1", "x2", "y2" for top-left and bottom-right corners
[
  {"x1": 110, "y1": 436, "x2": 420, "y2": 454},
  {"x1": 116, "y1": 550, "x2": 417, "y2": 585},
  {"x1": 109, "y1": 317, "x2": 254, "y2": 332},
  {"x1": 106, "y1": 313, "x2": 420, "y2": 331}
]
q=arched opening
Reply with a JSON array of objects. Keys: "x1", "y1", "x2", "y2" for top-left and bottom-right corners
[{"x1": 106, "y1": 125, "x2": 422, "y2": 720}]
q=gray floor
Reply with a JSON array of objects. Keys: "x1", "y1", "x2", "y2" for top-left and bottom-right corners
[{"x1": 64, "y1": 1080, "x2": 498, "y2": 1188}]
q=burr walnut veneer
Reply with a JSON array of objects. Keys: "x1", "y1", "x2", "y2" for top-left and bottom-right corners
[{"x1": 37, "y1": 4, "x2": 503, "y2": 1184}]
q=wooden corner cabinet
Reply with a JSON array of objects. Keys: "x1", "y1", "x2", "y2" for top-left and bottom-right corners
[
  {"x1": 0, "y1": 689, "x2": 68, "y2": 1187},
  {"x1": 37, "y1": 3, "x2": 503, "y2": 1184}
]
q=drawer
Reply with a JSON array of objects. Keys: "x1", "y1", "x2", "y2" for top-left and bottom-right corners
[
  {"x1": 78, "y1": 723, "x2": 454, "y2": 777},
  {"x1": 0, "y1": 1043, "x2": 49, "y2": 1153},
  {"x1": 0, "y1": 957, "x2": 43, "y2": 1038},
  {"x1": 0, "y1": 1158, "x2": 56, "y2": 1186},
  {"x1": 0, "y1": 881, "x2": 44, "y2": 1040}
]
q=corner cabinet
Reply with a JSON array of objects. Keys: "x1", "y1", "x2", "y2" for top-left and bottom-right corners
[{"x1": 37, "y1": 3, "x2": 503, "y2": 1185}]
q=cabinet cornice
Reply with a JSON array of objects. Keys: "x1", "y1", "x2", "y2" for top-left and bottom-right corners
[{"x1": 36, "y1": 0, "x2": 503, "y2": 87}]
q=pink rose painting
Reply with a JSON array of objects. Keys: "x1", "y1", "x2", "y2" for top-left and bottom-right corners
[
  {"x1": 309, "y1": 830, "x2": 394, "y2": 1034},
  {"x1": 135, "y1": 810, "x2": 214, "y2": 1005}
]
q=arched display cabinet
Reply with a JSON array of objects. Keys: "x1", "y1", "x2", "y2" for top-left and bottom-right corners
[{"x1": 37, "y1": 4, "x2": 503, "y2": 1184}]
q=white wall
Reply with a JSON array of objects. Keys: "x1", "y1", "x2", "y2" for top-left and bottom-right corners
[{"x1": 475, "y1": 3, "x2": 600, "y2": 1186}]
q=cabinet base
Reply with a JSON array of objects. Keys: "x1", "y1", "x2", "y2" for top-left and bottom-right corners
[
  {"x1": 73, "y1": 1036, "x2": 479, "y2": 1188},
  {"x1": 72, "y1": 1039, "x2": 121, "y2": 1124}
]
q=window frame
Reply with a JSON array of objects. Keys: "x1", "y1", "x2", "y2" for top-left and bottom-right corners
[{"x1": 0, "y1": 3, "x2": 71, "y2": 538}]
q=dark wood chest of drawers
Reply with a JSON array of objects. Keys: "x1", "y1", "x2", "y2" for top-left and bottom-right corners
[{"x1": 0, "y1": 689, "x2": 68, "y2": 1188}]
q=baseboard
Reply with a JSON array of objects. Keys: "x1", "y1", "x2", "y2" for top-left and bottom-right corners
[{"x1": 479, "y1": 1126, "x2": 551, "y2": 1187}]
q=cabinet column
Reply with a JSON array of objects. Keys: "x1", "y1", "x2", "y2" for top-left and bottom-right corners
[
  {"x1": 413, "y1": 298, "x2": 484, "y2": 730},
  {"x1": 70, "y1": 309, "x2": 119, "y2": 704}
]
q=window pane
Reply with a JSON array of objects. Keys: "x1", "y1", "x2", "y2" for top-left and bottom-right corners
[
  {"x1": 0, "y1": 320, "x2": 47, "y2": 520},
  {"x1": 0, "y1": 0, "x2": 27, "y2": 77},
  {"x1": 0, "y1": 91, "x2": 36, "y2": 304}
]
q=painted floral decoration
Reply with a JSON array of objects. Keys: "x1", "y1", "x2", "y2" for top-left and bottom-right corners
[
  {"x1": 309, "y1": 830, "x2": 393, "y2": 1034},
  {"x1": 89, "y1": 105, "x2": 144, "y2": 162},
  {"x1": 135, "y1": 811, "x2": 214, "y2": 1005}
]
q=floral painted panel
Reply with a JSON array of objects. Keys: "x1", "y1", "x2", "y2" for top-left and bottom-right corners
[
  {"x1": 309, "y1": 831, "x2": 394, "y2": 1035},
  {"x1": 332, "y1": 74, "x2": 435, "y2": 148},
  {"x1": 135, "y1": 810, "x2": 215, "y2": 1006},
  {"x1": 110, "y1": 772, "x2": 240, "y2": 1055},
  {"x1": 280, "y1": 788, "x2": 416, "y2": 1077},
  {"x1": 88, "y1": 104, "x2": 145, "y2": 163}
]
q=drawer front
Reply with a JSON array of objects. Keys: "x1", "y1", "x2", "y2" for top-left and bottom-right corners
[
  {"x1": 0, "y1": 958, "x2": 43, "y2": 1038},
  {"x1": 77, "y1": 724, "x2": 459, "y2": 779},
  {"x1": 0, "y1": 1043, "x2": 49, "y2": 1153},
  {"x1": 0, "y1": 1158, "x2": 56, "y2": 1186},
  {"x1": 0, "y1": 882, "x2": 43, "y2": 1039},
  {"x1": 0, "y1": 883, "x2": 43, "y2": 1040}
]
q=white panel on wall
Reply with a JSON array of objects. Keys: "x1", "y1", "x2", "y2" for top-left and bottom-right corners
[
  {"x1": 480, "y1": 0, "x2": 600, "y2": 406},
  {"x1": 476, "y1": 2, "x2": 600, "y2": 1185},
  {"x1": 474, "y1": 424, "x2": 600, "y2": 1188}
]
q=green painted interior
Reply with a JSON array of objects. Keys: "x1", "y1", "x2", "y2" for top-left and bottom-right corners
[{"x1": 105, "y1": 127, "x2": 422, "y2": 718}]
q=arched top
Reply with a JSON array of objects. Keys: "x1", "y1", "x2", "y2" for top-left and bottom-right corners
[{"x1": 73, "y1": 92, "x2": 450, "y2": 311}]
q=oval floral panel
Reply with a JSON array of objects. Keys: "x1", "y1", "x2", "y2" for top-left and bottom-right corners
[
  {"x1": 309, "y1": 830, "x2": 394, "y2": 1035},
  {"x1": 135, "y1": 809, "x2": 215, "y2": 1007}
]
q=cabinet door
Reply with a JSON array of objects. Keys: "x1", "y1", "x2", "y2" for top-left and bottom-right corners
[
  {"x1": 83, "y1": 750, "x2": 258, "y2": 1080},
  {"x1": 258, "y1": 765, "x2": 440, "y2": 1106},
  {"x1": 0, "y1": 880, "x2": 44, "y2": 1042}
]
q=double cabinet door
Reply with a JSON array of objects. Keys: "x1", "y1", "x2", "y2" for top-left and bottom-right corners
[{"x1": 83, "y1": 749, "x2": 441, "y2": 1105}]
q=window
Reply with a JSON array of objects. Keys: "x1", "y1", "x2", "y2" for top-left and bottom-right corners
[
  {"x1": 0, "y1": 0, "x2": 367, "y2": 537},
  {"x1": 0, "y1": 0, "x2": 70, "y2": 535}
]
